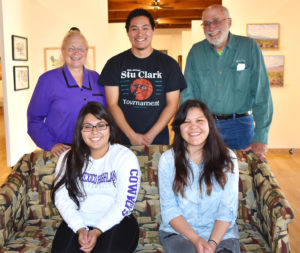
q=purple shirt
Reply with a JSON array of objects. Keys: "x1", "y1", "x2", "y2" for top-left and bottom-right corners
[{"x1": 27, "y1": 65, "x2": 106, "y2": 151}]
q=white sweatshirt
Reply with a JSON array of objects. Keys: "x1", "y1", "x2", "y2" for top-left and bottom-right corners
[{"x1": 54, "y1": 144, "x2": 141, "y2": 233}]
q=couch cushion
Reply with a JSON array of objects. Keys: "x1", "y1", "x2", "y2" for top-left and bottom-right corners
[
  {"x1": 130, "y1": 145, "x2": 170, "y2": 253},
  {"x1": 0, "y1": 217, "x2": 61, "y2": 253},
  {"x1": 0, "y1": 155, "x2": 29, "y2": 248},
  {"x1": 235, "y1": 151, "x2": 264, "y2": 231},
  {"x1": 237, "y1": 219, "x2": 272, "y2": 252},
  {"x1": 26, "y1": 151, "x2": 60, "y2": 220}
]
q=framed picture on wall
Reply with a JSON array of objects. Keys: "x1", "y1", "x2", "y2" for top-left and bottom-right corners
[
  {"x1": 44, "y1": 46, "x2": 96, "y2": 71},
  {"x1": 178, "y1": 55, "x2": 182, "y2": 71},
  {"x1": 158, "y1": 50, "x2": 168, "y2": 55},
  {"x1": 263, "y1": 55, "x2": 284, "y2": 87},
  {"x1": 247, "y1": 23, "x2": 280, "y2": 49},
  {"x1": 13, "y1": 66, "x2": 29, "y2": 91},
  {"x1": 12, "y1": 35, "x2": 28, "y2": 61}
]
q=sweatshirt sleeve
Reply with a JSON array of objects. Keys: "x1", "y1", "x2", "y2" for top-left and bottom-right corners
[
  {"x1": 54, "y1": 151, "x2": 87, "y2": 233},
  {"x1": 27, "y1": 74, "x2": 57, "y2": 151},
  {"x1": 95, "y1": 149, "x2": 141, "y2": 232}
]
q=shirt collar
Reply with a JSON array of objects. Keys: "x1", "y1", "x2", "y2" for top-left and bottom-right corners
[
  {"x1": 62, "y1": 65, "x2": 91, "y2": 90},
  {"x1": 226, "y1": 32, "x2": 234, "y2": 49}
]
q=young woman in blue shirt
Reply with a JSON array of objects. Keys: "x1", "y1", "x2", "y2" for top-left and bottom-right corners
[{"x1": 158, "y1": 99, "x2": 240, "y2": 253}]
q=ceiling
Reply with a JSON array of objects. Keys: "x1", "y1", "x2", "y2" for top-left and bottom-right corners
[{"x1": 108, "y1": 0, "x2": 222, "y2": 29}]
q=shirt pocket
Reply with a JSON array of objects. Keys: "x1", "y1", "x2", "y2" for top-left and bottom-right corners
[{"x1": 230, "y1": 63, "x2": 251, "y2": 92}]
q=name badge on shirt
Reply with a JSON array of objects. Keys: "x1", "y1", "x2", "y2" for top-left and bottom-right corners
[{"x1": 236, "y1": 60, "x2": 246, "y2": 71}]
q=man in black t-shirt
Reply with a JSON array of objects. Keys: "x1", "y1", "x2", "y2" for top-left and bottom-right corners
[{"x1": 98, "y1": 9, "x2": 186, "y2": 145}]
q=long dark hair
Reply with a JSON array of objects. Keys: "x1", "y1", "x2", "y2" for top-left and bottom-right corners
[
  {"x1": 172, "y1": 100, "x2": 234, "y2": 196},
  {"x1": 52, "y1": 102, "x2": 120, "y2": 208}
]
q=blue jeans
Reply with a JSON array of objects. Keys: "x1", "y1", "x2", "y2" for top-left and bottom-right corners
[
  {"x1": 159, "y1": 230, "x2": 240, "y2": 253},
  {"x1": 215, "y1": 115, "x2": 254, "y2": 150}
]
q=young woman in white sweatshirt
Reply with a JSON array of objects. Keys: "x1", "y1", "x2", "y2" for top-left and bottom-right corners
[{"x1": 52, "y1": 101, "x2": 141, "y2": 253}]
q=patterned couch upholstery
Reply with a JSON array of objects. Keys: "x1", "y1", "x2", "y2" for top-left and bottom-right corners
[{"x1": 0, "y1": 146, "x2": 294, "y2": 253}]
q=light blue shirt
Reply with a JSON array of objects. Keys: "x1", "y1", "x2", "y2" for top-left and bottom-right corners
[{"x1": 158, "y1": 148, "x2": 239, "y2": 241}]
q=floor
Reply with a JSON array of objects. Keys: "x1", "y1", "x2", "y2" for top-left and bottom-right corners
[
  {"x1": 0, "y1": 107, "x2": 298, "y2": 252},
  {"x1": 266, "y1": 149, "x2": 300, "y2": 253}
]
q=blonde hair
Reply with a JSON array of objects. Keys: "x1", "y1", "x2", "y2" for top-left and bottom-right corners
[{"x1": 61, "y1": 28, "x2": 88, "y2": 50}]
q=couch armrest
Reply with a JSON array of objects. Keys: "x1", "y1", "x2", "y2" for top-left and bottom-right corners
[
  {"x1": 0, "y1": 154, "x2": 32, "y2": 247},
  {"x1": 249, "y1": 153, "x2": 294, "y2": 253}
]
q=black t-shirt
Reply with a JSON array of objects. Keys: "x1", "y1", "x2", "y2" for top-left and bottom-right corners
[{"x1": 98, "y1": 49, "x2": 186, "y2": 144}]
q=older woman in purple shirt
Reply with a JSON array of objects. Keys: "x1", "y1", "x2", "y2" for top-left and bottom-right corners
[{"x1": 27, "y1": 28, "x2": 105, "y2": 157}]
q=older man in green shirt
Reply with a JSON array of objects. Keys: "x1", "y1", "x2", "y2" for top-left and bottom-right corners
[{"x1": 181, "y1": 4, "x2": 273, "y2": 162}]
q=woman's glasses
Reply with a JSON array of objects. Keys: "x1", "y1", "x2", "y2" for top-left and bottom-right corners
[
  {"x1": 82, "y1": 123, "x2": 108, "y2": 132},
  {"x1": 67, "y1": 46, "x2": 87, "y2": 53}
]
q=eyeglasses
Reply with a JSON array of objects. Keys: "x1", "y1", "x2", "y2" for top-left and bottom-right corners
[
  {"x1": 66, "y1": 46, "x2": 87, "y2": 53},
  {"x1": 201, "y1": 18, "x2": 230, "y2": 28},
  {"x1": 82, "y1": 123, "x2": 109, "y2": 132}
]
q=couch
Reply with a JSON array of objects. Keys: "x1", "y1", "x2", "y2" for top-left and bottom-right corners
[{"x1": 0, "y1": 145, "x2": 294, "y2": 253}]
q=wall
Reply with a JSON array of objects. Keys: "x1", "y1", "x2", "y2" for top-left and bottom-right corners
[
  {"x1": 223, "y1": 0, "x2": 300, "y2": 148},
  {"x1": 106, "y1": 4, "x2": 300, "y2": 149},
  {"x1": 107, "y1": 23, "x2": 185, "y2": 63},
  {"x1": 183, "y1": 0, "x2": 300, "y2": 149},
  {"x1": 152, "y1": 29, "x2": 184, "y2": 62},
  {"x1": 1, "y1": 0, "x2": 299, "y2": 166},
  {"x1": 0, "y1": 0, "x2": 109, "y2": 166},
  {"x1": 0, "y1": 55, "x2": 2, "y2": 107},
  {"x1": 0, "y1": 0, "x2": 32, "y2": 166}
]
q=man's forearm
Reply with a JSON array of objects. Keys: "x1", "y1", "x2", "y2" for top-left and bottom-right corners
[
  {"x1": 146, "y1": 90, "x2": 180, "y2": 142},
  {"x1": 107, "y1": 104, "x2": 135, "y2": 140},
  {"x1": 146, "y1": 103, "x2": 177, "y2": 142}
]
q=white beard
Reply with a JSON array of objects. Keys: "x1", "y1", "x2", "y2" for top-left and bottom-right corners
[{"x1": 205, "y1": 29, "x2": 229, "y2": 48}]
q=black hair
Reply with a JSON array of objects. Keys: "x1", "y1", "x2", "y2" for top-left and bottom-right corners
[
  {"x1": 125, "y1": 8, "x2": 155, "y2": 32},
  {"x1": 52, "y1": 102, "x2": 120, "y2": 208},
  {"x1": 172, "y1": 99, "x2": 234, "y2": 196}
]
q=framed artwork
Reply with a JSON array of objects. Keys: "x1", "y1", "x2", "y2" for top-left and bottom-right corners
[
  {"x1": 159, "y1": 49, "x2": 168, "y2": 55},
  {"x1": 13, "y1": 66, "x2": 29, "y2": 91},
  {"x1": 247, "y1": 23, "x2": 280, "y2": 49},
  {"x1": 264, "y1": 55, "x2": 284, "y2": 87},
  {"x1": 12, "y1": 35, "x2": 28, "y2": 60},
  {"x1": 44, "y1": 46, "x2": 96, "y2": 71},
  {"x1": 178, "y1": 55, "x2": 182, "y2": 71}
]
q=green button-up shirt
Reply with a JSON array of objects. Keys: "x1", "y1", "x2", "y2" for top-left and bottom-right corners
[{"x1": 181, "y1": 33, "x2": 273, "y2": 144}]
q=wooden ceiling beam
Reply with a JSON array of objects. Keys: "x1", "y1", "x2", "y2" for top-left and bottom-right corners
[
  {"x1": 156, "y1": 23, "x2": 191, "y2": 29},
  {"x1": 107, "y1": 0, "x2": 222, "y2": 29},
  {"x1": 108, "y1": 0, "x2": 222, "y2": 10},
  {"x1": 109, "y1": 9, "x2": 203, "y2": 20},
  {"x1": 156, "y1": 18, "x2": 198, "y2": 24}
]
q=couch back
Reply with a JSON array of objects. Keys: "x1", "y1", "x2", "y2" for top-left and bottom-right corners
[{"x1": 1, "y1": 145, "x2": 286, "y2": 251}]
